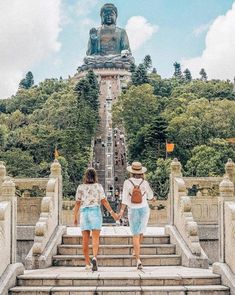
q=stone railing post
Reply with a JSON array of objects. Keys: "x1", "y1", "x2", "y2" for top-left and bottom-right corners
[
  {"x1": 225, "y1": 158, "x2": 235, "y2": 188},
  {"x1": 0, "y1": 161, "x2": 6, "y2": 189},
  {"x1": 170, "y1": 158, "x2": 182, "y2": 224},
  {"x1": 218, "y1": 175, "x2": 235, "y2": 262},
  {"x1": 50, "y1": 159, "x2": 62, "y2": 225},
  {"x1": 1, "y1": 176, "x2": 16, "y2": 264}
]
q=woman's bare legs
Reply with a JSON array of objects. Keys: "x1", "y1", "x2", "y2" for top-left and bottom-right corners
[
  {"x1": 133, "y1": 234, "x2": 143, "y2": 257},
  {"x1": 133, "y1": 235, "x2": 141, "y2": 260},
  {"x1": 91, "y1": 229, "x2": 101, "y2": 271},
  {"x1": 91, "y1": 230, "x2": 101, "y2": 258},
  {"x1": 133, "y1": 234, "x2": 143, "y2": 269},
  {"x1": 82, "y1": 230, "x2": 91, "y2": 266}
]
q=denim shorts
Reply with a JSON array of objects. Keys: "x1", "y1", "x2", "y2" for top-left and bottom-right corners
[
  {"x1": 128, "y1": 206, "x2": 150, "y2": 235},
  {"x1": 80, "y1": 206, "x2": 102, "y2": 231}
]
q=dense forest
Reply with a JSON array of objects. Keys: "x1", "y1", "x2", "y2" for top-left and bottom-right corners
[
  {"x1": 0, "y1": 70, "x2": 100, "y2": 197},
  {"x1": 0, "y1": 58, "x2": 235, "y2": 200},
  {"x1": 113, "y1": 57, "x2": 235, "y2": 198}
]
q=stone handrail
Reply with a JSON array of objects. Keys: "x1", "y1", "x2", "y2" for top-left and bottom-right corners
[
  {"x1": 25, "y1": 159, "x2": 63, "y2": 269},
  {"x1": 32, "y1": 177, "x2": 59, "y2": 255},
  {"x1": 14, "y1": 178, "x2": 49, "y2": 190},
  {"x1": 224, "y1": 201, "x2": 235, "y2": 273},
  {"x1": 0, "y1": 201, "x2": 11, "y2": 276},
  {"x1": 213, "y1": 172, "x2": 235, "y2": 293},
  {"x1": 173, "y1": 176, "x2": 201, "y2": 256}
]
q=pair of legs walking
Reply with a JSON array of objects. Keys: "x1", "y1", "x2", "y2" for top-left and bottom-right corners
[
  {"x1": 82, "y1": 230, "x2": 143, "y2": 271},
  {"x1": 133, "y1": 233, "x2": 143, "y2": 269},
  {"x1": 82, "y1": 229, "x2": 100, "y2": 271}
]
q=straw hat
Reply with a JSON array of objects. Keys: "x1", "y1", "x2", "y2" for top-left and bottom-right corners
[{"x1": 126, "y1": 161, "x2": 147, "y2": 174}]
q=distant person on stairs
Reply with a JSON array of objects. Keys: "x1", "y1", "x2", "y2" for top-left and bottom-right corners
[
  {"x1": 118, "y1": 162, "x2": 154, "y2": 270},
  {"x1": 73, "y1": 168, "x2": 118, "y2": 271}
]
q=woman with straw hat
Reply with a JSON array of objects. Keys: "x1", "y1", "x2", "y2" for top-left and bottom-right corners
[{"x1": 118, "y1": 161, "x2": 154, "y2": 270}]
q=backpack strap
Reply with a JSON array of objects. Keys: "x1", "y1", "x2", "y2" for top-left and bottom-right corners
[{"x1": 128, "y1": 179, "x2": 146, "y2": 196}]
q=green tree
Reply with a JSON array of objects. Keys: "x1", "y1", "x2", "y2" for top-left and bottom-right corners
[
  {"x1": 185, "y1": 139, "x2": 235, "y2": 177},
  {"x1": 143, "y1": 55, "x2": 152, "y2": 70},
  {"x1": 152, "y1": 68, "x2": 157, "y2": 74},
  {"x1": 183, "y1": 68, "x2": 192, "y2": 82},
  {"x1": 19, "y1": 71, "x2": 34, "y2": 89},
  {"x1": 199, "y1": 68, "x2": 208, "y2": 81},
  {"x1": 0, "y1": 148, "x2": 39, "y2": 177},
  {"x1": 173, "y1": 62, "x2": 183, "y2": 79},
  {"x1": 129, "y1": 63, "x2": 136, "y2": 73},
  {"x1": 132, "y1": 63, "x2": 149, "y2": 86},
  {"x1": 147, "y1": 158, "x2": 171, "y2": 199}
]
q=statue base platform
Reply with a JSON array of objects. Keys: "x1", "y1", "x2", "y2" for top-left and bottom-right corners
[{"x1": 74, "y1": 67, "x2": 131, "y2": 84}]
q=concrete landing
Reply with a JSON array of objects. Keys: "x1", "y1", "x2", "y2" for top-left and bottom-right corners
[
  {"x1": 20, "y1": 265, "x2": 219, "y2": 278},
  {"x1": 66, "y1": 226, "x2": 165, "y2": 236}
]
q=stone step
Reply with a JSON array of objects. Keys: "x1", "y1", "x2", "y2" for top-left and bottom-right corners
[
  {"x1": 58, "y1": 244, "x2": 176, "y2": 256},
  {"x1": 9, "y1": 285, "x2": 230, "y2": 295},
  {"x1": 52, "y1": 254, "x2": 181, "y2": 267},
  {"x1": 17, "y1": 272, "x2": 221, "y2": 287},
  {"x1": 62, "y1": 235, "x2": 170, "y2": 245}
]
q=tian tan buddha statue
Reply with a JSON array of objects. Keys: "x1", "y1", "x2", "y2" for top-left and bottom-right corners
[{"x1": 79, "y1": 3, "x2": 134, "y2": 71}]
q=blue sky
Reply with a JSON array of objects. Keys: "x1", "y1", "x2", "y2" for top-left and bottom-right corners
[{"x1": 1, "y1": 0, "x2": 235, "y2": 98}]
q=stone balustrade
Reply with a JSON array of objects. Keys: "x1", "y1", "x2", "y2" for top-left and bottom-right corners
[
  {"x1": 32, "y1": 160, "x2": 62, "y2": 256},
  {"x1": 173, "y1": 175, "x2": 201, "y2": 256},
  {"x1": 0, "y1": 200, "x2": 11, "y2": 276},
  {"x1": 224, "y1": 201, "x2": 235, "y2": 273},
  {"x1": 212, "y1": 168, "x2": 235, "y2": 294},
  {"x1": 32, "y1": 177, "x2": 59, "y2": 255},
  {"x1": 218, "y1": 174, "x2": 235, "y2": 266},
  {"x1": 14, "y1": 178, "x2": 49, "y2": 190},
  {"x1": 183, "y1": 177, "x2": 221, "y2": 225},
  {"x1": 166, "y1": 158, "x2": 208, "y2": 268}
]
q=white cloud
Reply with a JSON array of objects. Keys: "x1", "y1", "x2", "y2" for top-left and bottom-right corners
[
  {"x1": 0, "y1": 0, "x2": 62, "y2": 99},
  {"x1": 183, "y1": 2, "x2": 235, "y2": 80},
  {"x1": 76, "y1": 0, "x2": 98, "y2": 16},
  {"x1": 126, "y1": 16, "x2": 158, "y2": 52},
  {"x1": 193, "y1": 23, "x2": 210, "y2": 37}
]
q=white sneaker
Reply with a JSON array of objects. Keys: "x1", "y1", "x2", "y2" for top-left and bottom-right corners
[{"x1": 85, "y1": 264, "x2": 92, "y2": 271}]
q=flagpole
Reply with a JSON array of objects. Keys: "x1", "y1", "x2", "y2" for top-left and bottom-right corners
[{"x1": 165, "y1": 140, "x2": 168, "y2": 159}]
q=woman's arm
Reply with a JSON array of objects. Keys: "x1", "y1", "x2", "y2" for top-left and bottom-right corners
[
  {"x1": 118, "y1": 203, "x2": 127, "y2": 219},
  {"x1": 101, "y1": 198, "x2": 118, "y2": 220},
  {"x1": 73, "y1": 200, "x2": 81, "y2": 226}
]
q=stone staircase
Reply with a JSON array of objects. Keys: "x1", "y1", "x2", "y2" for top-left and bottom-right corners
[{"x1": 9, "y1": 228, "x2": 230, "y2": 294}]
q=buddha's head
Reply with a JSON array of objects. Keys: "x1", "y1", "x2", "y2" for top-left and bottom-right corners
[{"x1": 100, "y1": 3, "x2": 118, "y2": 25}]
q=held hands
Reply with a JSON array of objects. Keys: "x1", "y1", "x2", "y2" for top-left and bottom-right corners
[{"x1": 110, "y1": 210, "x2": 119, "y2": 221}]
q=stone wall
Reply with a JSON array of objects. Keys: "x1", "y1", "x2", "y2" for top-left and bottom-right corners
[{"x1": 17, "y1": 197, "x2": 42, "y2": 226}]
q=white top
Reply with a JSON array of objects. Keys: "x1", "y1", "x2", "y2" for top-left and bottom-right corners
[
  {"x1": 122, "y1": 177, "x2": 154, "y2": 209},
  {"x1": 75, "y1": 183, "x2": 106, "y2": 208}
]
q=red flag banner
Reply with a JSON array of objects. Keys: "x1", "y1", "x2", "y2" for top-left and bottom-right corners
[{"x1": 166, "y1": 143, "x2": 175, "y2": 153}]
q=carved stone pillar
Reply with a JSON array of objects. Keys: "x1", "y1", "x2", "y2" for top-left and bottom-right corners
[
  {"x1": 1, "y1": 176, "x2": 16, "y2": 264},
  {"x1": 50, "y1": 159, "x2": 63, "y2": 225},
  {"x1": 170, "y1": 158, "x2": 182, "y2": 225},
  {"x1": 0, "y1": 161, "x2": 6, "y2": 190},
  {"x1": 218, "y1": 175, "x2": 235, "y2": 262},
  {"x1": 225, "y1": 158, "x2": 235, "y2": 189}
]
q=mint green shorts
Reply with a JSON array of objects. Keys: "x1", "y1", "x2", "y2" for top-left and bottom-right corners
[
  {"x1": 128, "y1": 206, "x2": 150, "y2": 235},
  {"x1": 80, "y1": 206, "x2": 102, "y2": 231}
]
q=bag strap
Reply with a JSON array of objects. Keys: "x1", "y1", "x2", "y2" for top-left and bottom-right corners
[{"x1": 129, "y1": 178, "x2": 144, "y2": 188}]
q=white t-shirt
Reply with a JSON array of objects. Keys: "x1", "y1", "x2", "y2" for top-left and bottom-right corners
[
  {"x1": 122, "y1": 177, "x2": 154, "y2": 209},
  {"x1": 75, "y1": 183, "x2": 106, "y2": 208}
]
